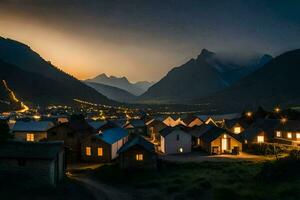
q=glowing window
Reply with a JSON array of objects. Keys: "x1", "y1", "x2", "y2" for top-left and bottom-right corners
[
  {"x1": 26, "y1": 133, "x2": 34, "y2": 142},
  {"x1": 287, "y1": 132, "x2": 292, "y2": 139},
  {"x1": 136, "y1": 154, "x2": 143, "y2": 161},
  {"x1": 86, "y1": 147, "x2": 91, "y2": 156},
  {"x1": 179, "y1": 148, "x2": 183, "y2": 153},
  {"x1": 234, "y1": 127, "x2": 241, "y2": 134},
  {"x1": 296, "y1": 133, "x2": 300, "y2": 139},
  {"x1": 97, "y1": 148, "x2": 103, "y2": 156},
  {"x1": 257, "y1": 136, "x2": 264, "y2": 143},
  {"x1": 276, "y1": 131, "x2": 281, "y2": 137}
]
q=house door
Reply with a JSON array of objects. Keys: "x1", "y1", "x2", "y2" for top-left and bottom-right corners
[{"x1": 221, "y1": 138, "x2": 228, "y2": 151}]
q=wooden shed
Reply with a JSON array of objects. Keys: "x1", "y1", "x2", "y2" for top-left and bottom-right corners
[{"x1": 117, "y1": 136, "x2": 157, "y2": 170}]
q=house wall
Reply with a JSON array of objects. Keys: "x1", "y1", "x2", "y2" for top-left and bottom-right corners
[
  {"x1": 210, "y1": 134, "x2": 242, "y2": 154},
  {"x1": 230, "y1": 124, "x2": 244, "y2": 134},
  {"x1": 48, "y1": 125, "x2": 91, "y2": 162},
  {"x1": 118, "y1": 146, "x2": 157, "y2": 169},
  {"x1": 160, "y1": 136, "x2": 165, "y2": 153},
  {"x1": 111, "y1": 136, "x2": 128, "y2": 159},
  {"x1": 14, "y1": 131, "x2": 47, "y2": 142},
  {"x1": 162, "y1": 130, "x2": 191, "y2": 154},
  {"x1": 81, "y1": 137, "x2": 112, "y2": 163},
  {"x1": 0, "y1": 158, "x2": 56, "y2": 185}
]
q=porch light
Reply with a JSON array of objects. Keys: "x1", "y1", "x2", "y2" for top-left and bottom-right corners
[{"x1": 179, "y1": 148, "x2": 183, "y2": 153}]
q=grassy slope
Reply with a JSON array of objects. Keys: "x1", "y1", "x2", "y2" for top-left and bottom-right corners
[{"x1": 90, "y1": 161, "x2": 300, "y2": 200}]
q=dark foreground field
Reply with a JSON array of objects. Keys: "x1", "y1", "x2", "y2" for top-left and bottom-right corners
[
  {"x1": 0, "y1": 175, "x2": 95, "y2": 200},
  {"x1": 72, "y1": 158, "x2": 300, "y2": 200},
  {"x1": 2, "y1": 159, "x2": 300, "y2": 200}
]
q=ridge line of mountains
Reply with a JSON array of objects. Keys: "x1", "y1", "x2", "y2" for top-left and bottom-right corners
[{"x1": 1, "y1": 36, "x2": 300, "y2": 113}]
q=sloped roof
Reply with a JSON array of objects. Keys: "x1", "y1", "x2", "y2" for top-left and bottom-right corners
[
  {"x1": 275, "y1": 120, "x2": 300, "y2": 131},
  {"x1": 88, "y1": 120, "x2": 107, "y2": 129},
  {"x1": 117, "y1": 135, "x2": 155, "y2": 154},
  {"x1": 0, "y1": 141, "x2": 64, "y2": 160},
  {"x1": 147, "y1": 119, "x2": 167, "y2": 128},
  {"x1": 187, "y1": 124, "x2": 215, "y2": 138},
  {"x1": 253, "y1": 119, "x2": 280, "y2": 133},
  {"x1": 12, "y1": 121, "x2": 54, "y2": 132},
  {"x1": 96, "y1": 128, "x2": 129, "y2": 144},
  {"x1": 182, "y1": 115, "x2": 202, "y2": 125},
  {"x1": 200, "y1": 126, "x2": 239, "y2": 143},
  {"x1": 239, "y1": 127, "x2": 264, "y2": 141},
  {"x1": 124, "y1": 119, "x2": 146, "y2": 128},
  {"x1": 160, "y1": 125, "x2": 187, "y2": 137}
]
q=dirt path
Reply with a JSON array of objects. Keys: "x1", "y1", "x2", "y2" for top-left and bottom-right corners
[{"x1": 69, "y1": 174, "x2": 132, "y2": 200}]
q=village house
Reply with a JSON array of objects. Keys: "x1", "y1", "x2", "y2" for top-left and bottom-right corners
[
  {"x1": 147, "y1": 119, "x2": 167, "y2": 142},
  {"x1": 224, "y1": 118, "x2": 249, "y2": 134},
  {"x1": 187, "y1": 124, "x2": 215, "y2": 148},
  {"x1": 182, "y1": 115, "x2": 203, "y2": 128},
  {"x1": 251, "y1": 119, "x2": 281, "y2": 143},
  {"x1": 198, "y1": 126, "x2": 242, "y2": 154},
  {"x1": 47, "y1": 116, "x2": 94, "y2": 162},
  {"x1": 274, "y1": 120, "x2": 300, "y2": 146},
  {"x1": 81, "y1": 128, "x2": 129, "y2": 163},
  {"x1": 0, "y1": 141, "x2": 65, "y2": 186},
  {"x1": 160, "y1": 125, "x2": 192, "y2": 154},
  {"x1": 117, "y1": 136, "x2": 157, "y2": 170},
  {"x1": 123, "y1": 119, "x2": 147, "y2": 136},
  {"x1": 12, "y1": 121, "x2": 55, "y2": 142},
  {"x1": 239, "y1": 127, "x2": 267, "y2": 145}
]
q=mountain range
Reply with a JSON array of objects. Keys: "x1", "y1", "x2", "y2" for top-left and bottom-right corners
[
  {"x1": 193, "y1": 49, "x2": 300, "y2": 112},
  {"x1": 85, "y1": 73, "x2": 154, "y2": 96},
  {"x1": 0, "y1": 37, "x2": 112, "y2": 107},
  {"x1": 139, "y1": 49, "x2": 272, "y2": 104},
  {"x1": 84, "y1": 81, "x2": 137, "y2": 103}
]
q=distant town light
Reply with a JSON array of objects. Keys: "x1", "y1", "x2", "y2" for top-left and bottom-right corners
[
  {"x1": 246, "y1": 112, "x2": 252, "y2": 117},
  {"x1": 280, "y1": 117, "x2": 287, "y2": 124},
  {"x1": 274, "y1": 107, "x2": 281, "y2": 113},
  {"x1": 179, "y1": 148, "x2": 183, "y2": 153}
]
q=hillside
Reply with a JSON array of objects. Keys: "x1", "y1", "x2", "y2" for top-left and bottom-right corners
[
  {"x1": 0, "y1": 79, "x2": 23, "y2": 112},
  {"x1": 84, "y1": 81, "x2": 137, "y2": 103},
  {"x1": 0, "y1": 37, "x2": 112, "y2": 106},
  {"x1": 194, "y1": 49, "x2": 300, "y2": 112}
]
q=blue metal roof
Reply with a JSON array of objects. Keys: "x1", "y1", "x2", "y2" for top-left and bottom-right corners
[{"x1": 96, "y1": 128, "x2": 129, "y2": 144}]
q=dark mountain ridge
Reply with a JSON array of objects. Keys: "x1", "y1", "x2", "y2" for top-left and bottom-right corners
[
  {"x1": 193, "y1": 49, "x2": 300, "y2": 112},
  {"x1": 139, "y1": 49, "x2": 271, "y2": 103},
  {"x1": 0, "y1": 37, "x2": 113, "y2": 106}
]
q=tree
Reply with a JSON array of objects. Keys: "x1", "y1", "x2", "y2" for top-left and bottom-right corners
[{"x1": 0, "y1": 119, "x2": 12, "y2": 142}]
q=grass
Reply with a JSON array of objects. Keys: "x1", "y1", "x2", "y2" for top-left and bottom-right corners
[{"x1": 88, "y1": 161, "x2": 300, "y2": 200}]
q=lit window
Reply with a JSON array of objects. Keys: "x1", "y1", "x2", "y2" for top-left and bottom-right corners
[
  {"x1": 136, "y1": 154, "x2": 143, "y2": 161},
  {"x1": 86, "y1": 147, "x2": 91, "y2": 156},
  {"x1": 245, "y1": 140, "x2": 248, "y2": 144},
  {"x1": 234, "y1": 127, "x2": 241, "y2": 134},
  {"x1": 296, "y1": 133, "x2": 300, "y2": 139},
  {"x1": 257, "y1": 136, "x2": 264, "y2": 143},
  {"x1": 179, "y1": 148, "x2": 183, "y2": 153},
  {"x1": 276, "y1": 131, "x2": 281, "y2": 137},
  {"x1": 97, "y1": 148, "x2": 103, "y2": 156},
  {"x1": 287, "y1": 132, "x2": 292, "y2": 139},
  {"x1": 26, "y1": 133, "x2": 34, "y2": 142}
]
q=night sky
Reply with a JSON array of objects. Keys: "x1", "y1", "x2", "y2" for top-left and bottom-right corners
[{"x1": 0, "y1": 0, "x2": 299, "y2": 82}]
